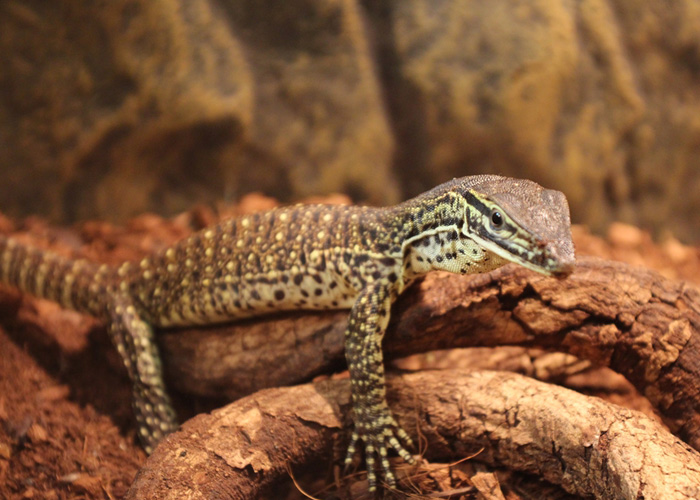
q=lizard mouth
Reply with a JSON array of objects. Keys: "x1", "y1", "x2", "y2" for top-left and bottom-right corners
[
  {"x1": 506, "y1": 235, "x2": 575, "y2": 279},
  {"x1": 516, "y1": 255, "x2": 575, "y2": 279},
  {"x1": 542, "y1": 240, "x2": 576, "y2": 278},
  {"x1": 471, "y1": 233, "x2": 576, "y2": 279},
  {"x1": 521, "y1": 246, "x2": 576, "y2": 279}
]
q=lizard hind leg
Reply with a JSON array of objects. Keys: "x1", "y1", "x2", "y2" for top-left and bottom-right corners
[
  {"x1": 343, "y1": 282, "x2": 416, "y2": 491},
  {"x1": 106, "y1": 297, "x2": 178, "y2": 453}
]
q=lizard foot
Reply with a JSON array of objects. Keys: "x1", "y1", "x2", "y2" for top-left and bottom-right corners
[{"x1": 343, "y1": 408, "x2": 416, "y2": 491}]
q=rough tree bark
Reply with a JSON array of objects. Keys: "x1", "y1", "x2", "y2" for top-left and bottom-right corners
[
  {"x1": 126, "y1": 370, "x2": 700, "y2": 500},
  {"x1": 160, "y1": 256, "x2": 700, "y2": 452}
]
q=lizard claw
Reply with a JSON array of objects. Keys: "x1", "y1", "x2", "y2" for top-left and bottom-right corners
[{"x1": 344, "y1": 411, "x2": 415, "y2": 491}]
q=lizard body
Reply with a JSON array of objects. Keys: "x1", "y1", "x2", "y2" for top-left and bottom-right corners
[{"x1": 0, "y1": 175, "x2": 575, "y2": 490}]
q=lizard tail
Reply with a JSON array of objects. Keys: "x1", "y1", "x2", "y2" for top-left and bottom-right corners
[{"x1": 0, "y1": 235, "x2": 108, "y2": 318}]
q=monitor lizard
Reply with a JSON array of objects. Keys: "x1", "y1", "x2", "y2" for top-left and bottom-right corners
[{"x1": 0, "y1": 175, "x2": 575, "y2": 491}]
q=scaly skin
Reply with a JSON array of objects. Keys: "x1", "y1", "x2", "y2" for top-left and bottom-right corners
[{"x1": 0, "y1": 175, "x2": 575, "y2": 490}]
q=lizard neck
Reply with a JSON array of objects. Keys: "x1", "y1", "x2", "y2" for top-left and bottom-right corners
[{"x1": 380, "y1": 190, "x2": 507, "y2": 289}]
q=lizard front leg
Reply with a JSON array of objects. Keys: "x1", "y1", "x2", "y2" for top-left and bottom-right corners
[
  {"x1": 106, "y1": 297, "x2": 178, "y2": 453},
  {"x1": 343, "y1": 282, "x2": 415, "y2": 491}
]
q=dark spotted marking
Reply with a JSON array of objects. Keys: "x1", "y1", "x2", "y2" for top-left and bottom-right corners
[
  {"x1": 379, "y1": 257, "x2": 396, "y2": 266},
  {"x1": 375, "y1": 242, "x2": 390, "y2": 252},
  {"x1": 355, "y1": 254, "x2": 370, "y2": 264}
]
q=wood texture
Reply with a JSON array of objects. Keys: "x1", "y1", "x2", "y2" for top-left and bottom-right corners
[{"x1": 127, "y1": 370, "x2": 700, "y2": 499}]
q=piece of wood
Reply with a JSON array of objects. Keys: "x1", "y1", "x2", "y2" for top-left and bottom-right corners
[
  {"x1": 160, "y1": 256, "x2": 700, "y2": 451},
  {"x1": 126, "y1": 370, "x2": 700, "y2": 500}
]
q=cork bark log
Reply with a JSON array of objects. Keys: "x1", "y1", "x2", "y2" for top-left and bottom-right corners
[
  {"x1": 160, "y1": 256, "x2": 700, "y2": 453},
  {"x1": 126, "y1": 370, "x2": 700, "y2": 499}
]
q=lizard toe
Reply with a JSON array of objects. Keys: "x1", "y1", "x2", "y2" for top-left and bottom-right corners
[{"x1": 344, "y1": 413, "x2": 414, "y2": 491}]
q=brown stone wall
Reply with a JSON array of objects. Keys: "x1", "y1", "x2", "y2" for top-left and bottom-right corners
[
  {"x1": 1, "y1": 1, "x2": 700, "y2": 241},
  {"x1": 374, "y1": 0, "x2": 700, "y2": 241}
]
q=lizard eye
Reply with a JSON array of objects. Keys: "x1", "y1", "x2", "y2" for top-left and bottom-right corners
[{"x1": 490, "y1": 209, "x2": 504, "y2": 228}]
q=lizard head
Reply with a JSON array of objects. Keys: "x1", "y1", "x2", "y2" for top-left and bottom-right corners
[{"x1": 459, "y1": 176, "x2": 575, "y2": 278}]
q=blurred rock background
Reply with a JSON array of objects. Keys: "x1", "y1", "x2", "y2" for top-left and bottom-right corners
[{"x1": 1, "y1": 0, "x2": 699, "y2": 241}]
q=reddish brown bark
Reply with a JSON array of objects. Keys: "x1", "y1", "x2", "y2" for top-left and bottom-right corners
[{"x1": 126, "y1": 370, "x2": 700, "y2": 500}]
